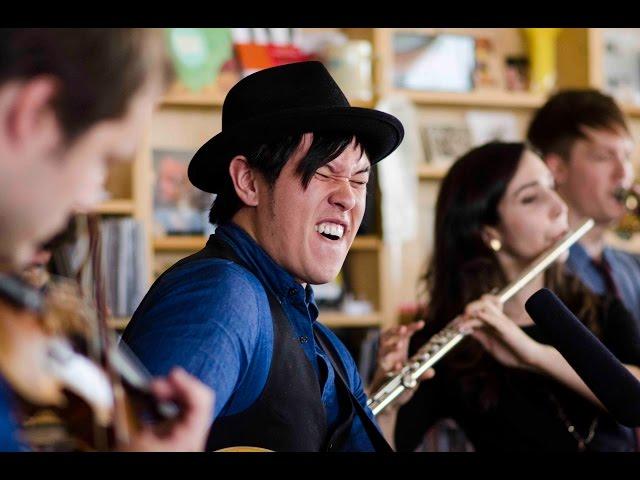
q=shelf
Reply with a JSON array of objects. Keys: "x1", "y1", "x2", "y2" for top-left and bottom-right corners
[
  {"x1": 622, "y1": 103, "x2": 640, "y2": 117},
  {"x1": 395, "y1": 89, "x2": 546, "y2": 109},
  {"x1": 154, "y1": 235, "x2": 208, "y2": 251},
  {"x1": 318, "y1": 310, "x2": 382, "y2": 327},
  {"x1": 350, "y1": 98, "x2": 376, "y2": 108},
  {"x1": 93, "y1": 199, "x2": 134, "y2": 215},
  {"x1": 417, "y1": 163, "x2": 450, "y2": 180},
  {"x1": 161, "y1": 81, "x2": 375, "y2": 109},
  {"x1": 162, "y1": 92, "x2": 375, "y2": 109},
  {"x1": 161, "y1": 85, "x2": 226, "y2": 108},
  {"x1": 154, "y1": 234, "x2": 381, "y2": 252},
  {"x1": 352, "y1": 235, "x2": 382, "y2": 250}
]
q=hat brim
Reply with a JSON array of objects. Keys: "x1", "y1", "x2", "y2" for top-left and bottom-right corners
[{"x1": 187, "y1": 106, "x2": 404, "y2": 193}]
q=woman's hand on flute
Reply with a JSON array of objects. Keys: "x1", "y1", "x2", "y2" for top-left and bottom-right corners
[{"x1": 457, "y1": 294, "x2": 545, "y2": 372}]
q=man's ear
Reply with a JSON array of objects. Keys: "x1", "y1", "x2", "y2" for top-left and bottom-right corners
[
  {"x1": 228, "y1": 156, "x2": 259, "y2": 207},
  {"x1": 545, "y1": 152, "x2": 569, "y2": 186},
  {"x1": 2, "y1": 76, "x2": 61, "y2": 153}
]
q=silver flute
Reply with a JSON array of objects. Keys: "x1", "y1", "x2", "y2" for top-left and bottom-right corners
[{"x1": 367, "y1": 218, "x2": 595, "y2": 416}]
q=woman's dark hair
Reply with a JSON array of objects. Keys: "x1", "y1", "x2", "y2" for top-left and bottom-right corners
[
  {"x1": 209, "y1": 131, "x2": 367, "y2": 225},
  {"x1": 0, "y1": 29, "x2": 174, "y2": 143},
  {"x1": 413, "y1": 141, "x2": 601, "y2": 410}
]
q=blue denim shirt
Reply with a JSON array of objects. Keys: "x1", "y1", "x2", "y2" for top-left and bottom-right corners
[
  {"x1": 122, "y1": 222, "x2": 378, "y2": 451},
  {"x1": 566, "y1": 242, "x2": 640, "y2": 327},
  {"x1": 0, "y1": 375, "x2": 23, "y2": 452}
]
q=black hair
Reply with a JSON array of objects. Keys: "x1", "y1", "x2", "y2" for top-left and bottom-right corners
[{"x1": 209, "y1": 132, "x2": 367, "y2": 225}]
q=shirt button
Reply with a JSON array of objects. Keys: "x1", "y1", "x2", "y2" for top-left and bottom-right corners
[
  {"x1": 299, "y1": 335, "x2": 308, "y2": 344},
  {"x1": 288, "y1": 287, "x2": 297, "y2": 297}
]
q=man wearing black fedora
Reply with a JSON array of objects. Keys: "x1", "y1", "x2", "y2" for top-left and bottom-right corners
[{"x1": 122, "y1": 61, "x2": 409, "y2": 451}]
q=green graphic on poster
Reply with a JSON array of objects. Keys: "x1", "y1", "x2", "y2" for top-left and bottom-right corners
[{"x1": 166, "y1": 28, "x2": 233, "y2": 91}]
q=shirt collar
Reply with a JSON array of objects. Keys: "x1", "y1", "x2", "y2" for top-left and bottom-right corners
[
  {"x1": 568, "y1": 242, "x2": 593, "y2": 271},
  {"x1": 569, "y1": 241, "x2": 617, "y2": 269},
  {"x1": 213, "y1": 222, "x2": 319, "y2": 317}
]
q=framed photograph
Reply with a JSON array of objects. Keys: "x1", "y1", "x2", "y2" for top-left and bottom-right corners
[
  {"x1": 602, "y1": 29, "x2": 640, "y2": 105},
  {"x1": 420, "y1": 121, "x2": 473, "y2": 166},
  {"x1": 392, "y1": 32, "x2": 476, "y2": 92},
  {"x1": 152, "y1": 148, "x2": 216, "y2": 236}
]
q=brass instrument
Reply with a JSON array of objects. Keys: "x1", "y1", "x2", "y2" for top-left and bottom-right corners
[
  {"x1": 614, "y1": 187, "x2": 640, "y2": 213},
  {"x1": 612, "y1": 187, "x2": 640, "y2": 238},
  {"x1": 366, "y1": 218, "x2": 595, "y2": 416}
]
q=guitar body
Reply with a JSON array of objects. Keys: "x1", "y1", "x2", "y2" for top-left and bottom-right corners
[{"x1": 215, "y1": 446, "x2": 273, "y2": 452}]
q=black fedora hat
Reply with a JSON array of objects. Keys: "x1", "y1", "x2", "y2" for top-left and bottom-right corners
[{"x1": 188, "y1": 61, "x2": 404, "y2": 193}]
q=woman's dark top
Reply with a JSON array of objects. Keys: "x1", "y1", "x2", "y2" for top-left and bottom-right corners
[{"x1": 395, "y1": 296, "x2": 640, "y2": 452}]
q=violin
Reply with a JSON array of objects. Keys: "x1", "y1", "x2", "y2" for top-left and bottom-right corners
[
  {"x1": 0, "y1": 271, "x2": 114, "y2": 444},
  {"x1": 0, "y1": 213, "x2": 179, "y2": 451}
]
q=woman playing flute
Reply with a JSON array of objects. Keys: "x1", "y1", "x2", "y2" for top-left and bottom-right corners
[{"x1": 392, "y1": 142, "x2": 640, "y2": 451}]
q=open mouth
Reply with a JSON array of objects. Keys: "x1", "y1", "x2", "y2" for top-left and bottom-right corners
[{"x1": 315, "y1": 222, "x2": 345, "y2": 241}]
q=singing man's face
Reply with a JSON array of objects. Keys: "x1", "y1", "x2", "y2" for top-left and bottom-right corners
[{"x1": 253, "y1": 133, "x2": 370, "y2": 285}]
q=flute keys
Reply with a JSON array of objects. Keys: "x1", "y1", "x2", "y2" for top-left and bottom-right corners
[
  {"x1": 401, "y1": 373, "x2": 417, "y2": 389},
  {"x1": 418, "y1": 352, "x2": 431, "y2": 362}
]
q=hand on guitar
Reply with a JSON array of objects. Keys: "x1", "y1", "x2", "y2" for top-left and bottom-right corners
[
  {"x1": 457, "y1": 294, "x2": 545, "y2": 372},
  {"x1": 368, "y1": 320, "x2": 435, "y2": 414},
  {"x1": 120, "y1": 367, "x2": 215, "y2": 452}
]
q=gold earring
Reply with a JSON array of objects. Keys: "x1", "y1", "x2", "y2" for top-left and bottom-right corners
[{"x1": 489, "y1": 238, "x2": 502, "y2": 252}]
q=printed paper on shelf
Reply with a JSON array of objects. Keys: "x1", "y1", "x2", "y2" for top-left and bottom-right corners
[
  {"x1": 465, "y1": 110, "x2": 520, "y2": 146},
  {"x1": 375, "y1": 94, "x2": 421, "y2": 283}
]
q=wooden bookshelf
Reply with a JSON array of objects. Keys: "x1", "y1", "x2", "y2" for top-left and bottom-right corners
[
  {"x1": 351, "y1": 235, "x2": 382, "y2": 251},
  {"x1": 93, "y1": 199, "x2": 135, "y2": 215},
  {"x1": 162, "y1": 86, "x2": 226, "y2": 108},
  {"x1": 162, "y1": 88, "x2": 374, "y2": 109},
  {"x1": 154, "y1": 235, "x2": 207, "y2": 251},
  {"x1": 417, "y1": 164, "x2": 450, "y2": 181},
  {"x1": 126, "y1": 28, "x2": 627, "y2": 331},
  {"x1": 622, "y1": 103, "x2": 640, "y2": 118},
  {"x1": 153, "y1": 234, "x2": 382, "y2": 252},
  {"x1": 349, "y1": 98, "x2": 376, "y2": 108},
  {"x1": 160, "y1": 65, "x2": 375, "y2": 109},
  {"x1": 396, "y1": 89, "x2": 546, "y2": 109}
]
